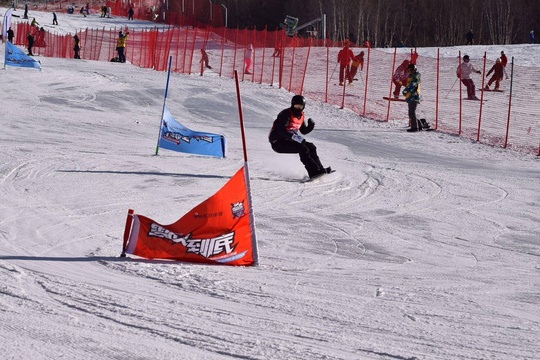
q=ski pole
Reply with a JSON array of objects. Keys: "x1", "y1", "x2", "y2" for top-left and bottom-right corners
[
  {"x1": 329, "y1": 62, "x2": 338, "y2": 82},
  {"x1": 445, "y1": 78, "x2": 459, "y2": 99}
]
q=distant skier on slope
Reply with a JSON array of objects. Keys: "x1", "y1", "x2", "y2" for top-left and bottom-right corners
[
  {"x1": 269, "y1": 95, "x2": 332, "y2": 180},
  {"x1": 485, "y1": 58, "x2": 504, "y2": 91},
  {"x1": 456, "y1": 55, "x2": 482, "y2": 100}
]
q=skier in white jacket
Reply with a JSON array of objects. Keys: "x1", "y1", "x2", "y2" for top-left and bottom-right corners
[{"x1": 456, "y1": 55, "x2": 482, "y2": 100}]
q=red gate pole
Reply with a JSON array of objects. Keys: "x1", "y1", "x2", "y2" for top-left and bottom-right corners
[
  {"x1": 504, "y1": 57, "x2": 515, "y2": 149},
  {"x1": 386, "y1": 48, "x2": 397, "y2": 122},
  {"x1": 121, "y1": 209, "x2": 134, "y2": 257},
  {"x1": 477, "y1": 52, "x2": 487, "y2": 142}
]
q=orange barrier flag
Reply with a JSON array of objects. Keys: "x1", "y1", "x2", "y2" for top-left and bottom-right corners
[{"x1": 123, "y1": 166, "x2": 257, "y2": 266}]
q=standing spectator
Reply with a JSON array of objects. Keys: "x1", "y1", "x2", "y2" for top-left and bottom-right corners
[
  {"x1": 500, "y1": 50, "x2": 509, "y2": 79},
  {"x1": 244, "y1": 44, "x2": 253, "y2": 74},
  {"x1": 80, "y1": 6, "x2": 86, "y2": 17},
  {"x1": 362, "y1": 39, "x2": 371, "y2": 48},
  {"x1": 337, "y1": 43, "x2": 355, "y2": 86},
  {"x1": 116, "y1": 31, "x2": 129, "y2": 63},
  {"x1": 27, "y1": 32, "x2": 34, "y2": 56},
  {"x1": 52, "y1": 12, "x2": 58, "y2": 25},
  {"x1": 23, "y1": 3, "x2": 28, "y2": 19},
  {"x1": 30, "y1": 18, "x2": 39, "y2": 27},
  {"x1": 410, "y1": 50, "x2": 419, "y2": 65},
  {"x1": 268, "y1": 95, "x2": 331, "y2": 180},
  {"x1": 107, "y1": 6, "x2": 112, "y2": 18},
  {"x1": 128, "y1": 7, "x2": 134, "y2": 20},
  {"x1": 101, "y1": 5, "x2": 107, "y2": 17},
  {"x1": 465, "y1": 29, "x2": 474, "y2": 45},
  {"x1": 199, "y1": 48, "x2": 212, "y2": 75},
  {"x1": 73, "y1": 34, "x2": 81, "y2": 59},
  {"x1": 403, "y1": 64, "x2": 422, "y2": 132},
  {"x1": 272, "y1": 40, "x2": 282, "y2": 57},
  {"x1": 485, "y1": 58, "x2": 504, "y2": 90},
  {"x1": 530, "y1": 30, "x2": 535, "y2": 44},
  {"x1": 392, "y1": 59, "x2": 410, "y2": 99},
  {"x1": 349, "y1": 51, "x2": 364, "y2": 82},
  {"x1": 456, "y1": 54, "x2": 482, "y2": 100},
  {"x1": 7, "y1": 27, "x2": 14, "y2": 43}
]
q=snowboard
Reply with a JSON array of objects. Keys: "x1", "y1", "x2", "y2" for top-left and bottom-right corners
[
  {"x1": 305, "y1": 169, "x2": 337, "y2": 182},
  {"x1": 464, "y1": 98, "x2": 487, "y2": 102},
  {"x1": 383, "y1": 96, "x2": 406, "y2": 102}
]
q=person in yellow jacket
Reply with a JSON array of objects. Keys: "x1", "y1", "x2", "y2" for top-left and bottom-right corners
[{"x1": 116, "y1": 31, "x2": 129, "y2": 63}]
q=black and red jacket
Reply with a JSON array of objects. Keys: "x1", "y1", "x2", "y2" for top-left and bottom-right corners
[{"x1": 269, "y1": 108, "x2": 313, "y2": 143}]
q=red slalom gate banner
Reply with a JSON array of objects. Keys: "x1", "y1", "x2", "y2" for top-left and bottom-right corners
[{"x1": 122, "y1": 166, "x2": 257, "y2": 266}]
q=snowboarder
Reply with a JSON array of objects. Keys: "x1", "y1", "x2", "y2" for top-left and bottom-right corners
[
  {"x1": 116, "y1": 31, "x2": 129, "y2": 63},
  {"x1": 244, "y1": 44, "x2": 253, "y2": 74},
  {"x1": 456, "y1": 55, "x2": 482, "y2": 100},
  {"x1": 485, "y1": 58, "x2": 504, "y2": 90},
  {"x1": 269, "y1": 95, "x2": 331, "y2": 180},
  {"x1": 52, "y1": 12, "x2": 58, "y2": 25},
  {"x1": 392, "y1": 59, "x2": 410, "y2": 99},
  {"x1": 23, "y1": 3, "x2": 28, "y2": 19},
  {"x1": 403, "y1": 64, "x2": 422, "y2": 132},
  {"x1": 199, "y1": 48, "x2": 212, "y2": 75},
  {"x1": 128, "y1": 7, "x2": 134, "y2": 20},
  {"x1": 349, "y1": 51, "x2": 364, "y2": 82},
  {"x1": 73, "y1": 34, "x2": 81, "y2": 59},
  {"x1": 465, "y1": 29, "x2": 474, "y2": 45},
  {"x1": 530, "y1": 30, "x2": 535, "y2": 44},
  {"x1": 337, "y1": 43, "x2": 354, "y2": 86},
  {"x1": 27, "y1": 32, "x2": 34, "y2": 56},
  {"x1": 7, "y1": 27, "x2": 14, "y2": 43}
]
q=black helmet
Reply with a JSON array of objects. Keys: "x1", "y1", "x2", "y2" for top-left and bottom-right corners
[
  {"x1": 463, "y1": 55, "x2": 470, "y2": 61},
  {"x1": 407, "y1": 63, "x2": 417, "y2": 72},
  {"x1": 291, "y1": 95, "x2": 306, "y2": 108}
]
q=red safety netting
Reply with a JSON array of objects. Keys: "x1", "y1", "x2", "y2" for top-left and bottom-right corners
[{"x1": 6, "y1": 20, "x2": 540, "y2": 155}]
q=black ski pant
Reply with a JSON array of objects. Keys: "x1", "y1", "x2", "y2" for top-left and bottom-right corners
[
  {"x1": 271, "y1": 140, "x2": 324, "y2": 177},
  {"x1": 408, "y1": 101, "x2": 421, "y2": 130},
  {"x1": 117, "y1": 47, "x2": 126, "y2": 63}
]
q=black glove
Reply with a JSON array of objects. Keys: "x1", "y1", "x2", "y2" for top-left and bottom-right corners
[{"x1": 301, "y1": 118, "x2": 315, "y2": 134}]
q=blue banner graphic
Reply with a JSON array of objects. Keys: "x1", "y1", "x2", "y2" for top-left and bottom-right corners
[
  {"x1": 5, "y1": 41, "x2": 42, "y2": 70},
  {"x1": 158, "y1": 106, "x2": 226, "y2": 158}
]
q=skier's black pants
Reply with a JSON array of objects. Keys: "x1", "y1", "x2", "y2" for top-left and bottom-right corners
[
  {"x1": 117, "y1": 47, "x2": 126, "y2": 63},
  {"x1": 271, "y1": 140, "x2": 323, "y2": 177},
  {"x1": 408, "y1": 101, "x2": 420, "y2": 130}
]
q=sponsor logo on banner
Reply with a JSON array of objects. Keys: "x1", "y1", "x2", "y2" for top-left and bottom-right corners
[{"x1": 148, "y1": 223, "x2": 237, "y2": 258}]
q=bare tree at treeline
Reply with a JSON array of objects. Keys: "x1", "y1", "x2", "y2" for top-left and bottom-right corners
[{"x1": 218, "y1": 0, "x2": 539, "y2": 46}]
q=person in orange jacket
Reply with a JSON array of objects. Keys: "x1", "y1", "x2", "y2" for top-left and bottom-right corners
[
  {"x1": 337, "y1": 43, "x2": 355, "y2": 86},
  {"x1": 349, "y1": 51, "x2": 364, "y2": 83}
]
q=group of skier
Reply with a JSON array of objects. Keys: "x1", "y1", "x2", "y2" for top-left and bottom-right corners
[
  {"x1": 337, "y1": 42, "x2": 365, "y2": 86},
  {"x1": 270, "y1": 47, "x2": 510, "y2": 177}
]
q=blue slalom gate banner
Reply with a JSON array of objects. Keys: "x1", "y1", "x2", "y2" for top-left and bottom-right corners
[
  {"x1": 4, "y1": 41, "x2": 42, "y2": 70},
  {"x1": 158, "y1": 105, "x2": 226, "y2": 158}
]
